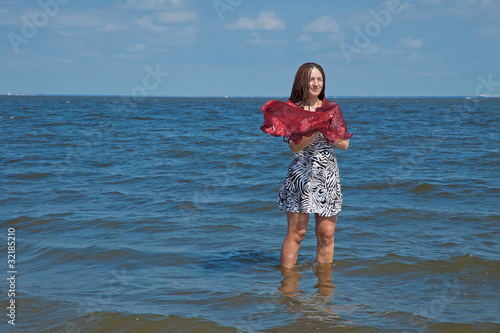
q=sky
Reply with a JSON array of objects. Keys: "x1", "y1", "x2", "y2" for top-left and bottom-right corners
[{"x1": 1, "y1": 0, "x2": 499, "y2": 97}]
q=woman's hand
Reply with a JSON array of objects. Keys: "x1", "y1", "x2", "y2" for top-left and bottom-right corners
[
  {"x1": 331, "y1": 138, "x2": 349, "y2": 151},
  {"x1": 289, "y1": 132, "x2": 321, "y2": 153}
]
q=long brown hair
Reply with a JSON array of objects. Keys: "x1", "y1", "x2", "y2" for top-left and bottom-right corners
[{"x1": 289, "y1": 62, "x2": 326, "y2": 108}]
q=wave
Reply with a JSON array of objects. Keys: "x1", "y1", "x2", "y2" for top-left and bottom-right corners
[
  {"x1": 422, "y1": 322, "x2": 500, "y2": 333},
  {"x1": 6, "y1": 172, "x2": 53, "y2": 180},
  {"x1": 337, "y1": 254, "x2": 499, "y2": 278},
  {"x1": 21, "y1": 310, "x2": 238, "y2": 333},
  {"x1": 409, "y1": 182, "x2": 435, "y2": 193}
]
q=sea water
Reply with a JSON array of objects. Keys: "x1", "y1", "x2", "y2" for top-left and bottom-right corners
[{"x1": 1, "y1": 96, "x2": 499, "y2": 332}]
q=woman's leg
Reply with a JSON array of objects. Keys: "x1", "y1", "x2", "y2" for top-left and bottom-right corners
[
  {"x1": 315, "y1": 214, "x2": 338, "y2": 264},
  {"x1": 280, "y1": 212, "x2": 309, "y2": 268}
]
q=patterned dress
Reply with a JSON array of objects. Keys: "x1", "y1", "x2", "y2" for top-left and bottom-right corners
[{"x1": 277, "y1": 133, "x2": 343, "y2": 217}]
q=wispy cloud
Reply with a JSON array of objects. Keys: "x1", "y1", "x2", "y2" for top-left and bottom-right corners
[
  {"x1": 100, "y1": 23, "x2": 126, "y2": 32},
  {"x1": 0, "y1": 9, "x2": 19, "y2": 25},
  {"x1": 476, "y1": 25, "x2": 500, "y2": 38},
  {"x1": 55, "y1": 14, "x2": 103, "y2": 29},
  {"x1": 403, "y1": 0, "x2": 499, "y2": 19},
  {"x1": 133, "y1": 12, "x2": 197, "y2": 35},
  {"x1": 299, "y1": 15, "x2": 344, "y2": 50},
  {"x1": 127, "y1": 43, "x2": 146, "y2": 52},
  {"x1": 302, "y1": 15, "x2": 340, "y2": 33},
  {"x1": 247, "y1": 32, "x2": 283, "y2": 46},
  {"x1": 134, "y1": 15, "x2": 168, "y2": 31},
  {"x1": 120, "y1": 0, "x2": 181, "y2": 10},
  {"x1": 51, "y1": 12, "x2": 106, "y2": 36},
  {"x1": 401, "y1": 37, "x2": 423, "y2": 48},
  {"x1": 224, "y1": 10, "x2": 285, "y2": 31},
  {"x1": 156, "y1": 11, "x2": 197, "y2": 24}
]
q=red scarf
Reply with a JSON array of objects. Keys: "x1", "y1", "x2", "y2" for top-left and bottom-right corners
[{"x1": 260, "y1": 98, "x2": 353, "y2": 144}]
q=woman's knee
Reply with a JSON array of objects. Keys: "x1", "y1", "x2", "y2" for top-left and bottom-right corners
[
  {"x1": 287, "y1": 212, "x2": 309, "y2": 243},
  {"x1": 317, "y1": 229, "x2": 334, "y2": 246},
  {"x1": 316, "y1": 223, "x2": 335, "y2": 246},
  {"x1": 288, "y1": 228, "x2": 307, "y2": 243}
]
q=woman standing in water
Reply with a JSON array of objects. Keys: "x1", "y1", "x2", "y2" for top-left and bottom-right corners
[{"x1": 262, "y1": 62, "x2": 352, "y2": 268}]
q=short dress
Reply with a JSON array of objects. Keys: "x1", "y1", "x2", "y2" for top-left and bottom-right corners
[{"x1": 277, "y1": 133, "x2": 343, "y2": 217}]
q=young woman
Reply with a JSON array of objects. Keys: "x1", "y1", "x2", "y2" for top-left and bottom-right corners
[{"x1": 274, "y1": 63, "x2": 351, "y2": 268}]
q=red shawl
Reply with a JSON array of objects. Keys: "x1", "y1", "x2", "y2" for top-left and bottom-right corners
[{"x1": 260, "y1": 98, "x2": 353, "y2": 144}]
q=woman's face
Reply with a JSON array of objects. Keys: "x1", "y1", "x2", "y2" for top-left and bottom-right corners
[{"x1": 308, "y1": 67, "x2": 323, "y2": 100}]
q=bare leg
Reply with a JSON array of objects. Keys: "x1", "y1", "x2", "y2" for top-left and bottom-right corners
[
  {"x1": 280, "y1": 212, "x2": 309, "y2": 268},
  {"x1": 315, "y1": 214, "x2": 337, "y2": 264}
]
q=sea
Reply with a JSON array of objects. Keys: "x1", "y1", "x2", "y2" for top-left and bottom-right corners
[{"x1": 1, "y1": 96, "x2": 499, "y2": 333}]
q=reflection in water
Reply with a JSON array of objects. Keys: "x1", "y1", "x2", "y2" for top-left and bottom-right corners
[
  {"x1": 279, "y1": 267, "x2": 302, "y2": 297},
  {"x1": 279, "y1": 263, "x2": 337, "y2": 297},
  {"x1": 315, "y1": 263, "x2": 337, "y2": 296},
  {"x1": 278, "y1": 264, "x2": 343, "y2": 326}
]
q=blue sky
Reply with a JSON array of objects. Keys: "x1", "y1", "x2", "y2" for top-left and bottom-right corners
[{"x1": 1, "y1": 0, "x2": 499, "y2": 97}]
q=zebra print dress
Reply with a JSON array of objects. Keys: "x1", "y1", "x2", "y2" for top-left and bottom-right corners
[{"x1": 277, "y1": 133, "x2": 343, "y2": 217}]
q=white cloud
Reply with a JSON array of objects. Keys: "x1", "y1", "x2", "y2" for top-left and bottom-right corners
[
  {"x1": 464, "y1": 0, "x2": 491, "y2": 4},
  {"x1": 51, "y1": 13, "x2": 104, "y2": 36},
  {"x1": 224, "y1": 10, "x2": 286, "y2": 31},
  {"x1": 127, "y1": 43, "x2": 146, "y2": 52},
  {"x1": 74, "y1": 49, "x2": 103, "y2": 58},
  {"x1": 421, "y1": 0, "x2": 446, "y2": 5},
  {"x1": 302, "y1": 15, "x2": 340, "y2": 33},
  {"x1": 0, "y1": 9, "x2": 21, "y2": 25},
  {"x1": 401, "y1": 37, "x2": 423, "y2": 48},
  {"x1": 134, "y1": 15, "x2": 167, "y2": 31},
  {"x1": 441, "y1": 0, "x2": 500, "y2": 18},
  {"x1": 247, "y1": 32, "x2": 282, "y2": 46},
  {"x1": 121, "y1": 0, "x2": 181, "y2": 10},
  {"x1": 377, "y1": 47, "x2": 428, "y2": 63},
  {"x1": 157, "y1": 11, "x2": 197, "y2": 24},
  {"x1": 297, "y1": 34, "x2": 314, "y2": 43},
  {"x1": 477, "y1": 25, "x2": 500, "y2": 38},
  {"x1": 54, "y1": 14, "x2": 102, "y2": 29},
  {"x1": 296, "y1": 34, "x2": 322, "y2": 51},
  {"x1": 134, "y1": 11, "x2": 197, "y2": 33},
  {"x1": 100, "y1": 23, "x2": 125, "y2": 32},
  {"x1": 364, "y1": 43, "x2": 383, "y2": 55},
  {"x1": 379, "y1": 0, "x2": 415, "y2": 12}
]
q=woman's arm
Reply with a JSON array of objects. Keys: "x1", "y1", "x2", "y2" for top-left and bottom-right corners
[
  {"x1": 289, "y1": 132, "x2": 321, "y2": 153},
  {"x1": 332, "y1": 138, "x2": 349, "y2": 151}
]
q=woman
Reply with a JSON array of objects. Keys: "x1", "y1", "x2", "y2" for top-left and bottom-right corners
[{"x1": 263, "y1": 63, "x2": 352, "y2": 268}]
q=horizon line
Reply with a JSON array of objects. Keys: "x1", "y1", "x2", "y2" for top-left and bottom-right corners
[{"x1": 1, "y1": 93, "x2": 496, "y2": 99}]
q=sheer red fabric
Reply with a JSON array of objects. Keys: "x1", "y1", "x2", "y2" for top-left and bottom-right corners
[{"x1": 260, "y1": 98, "x2": 353, "y2": 144}]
